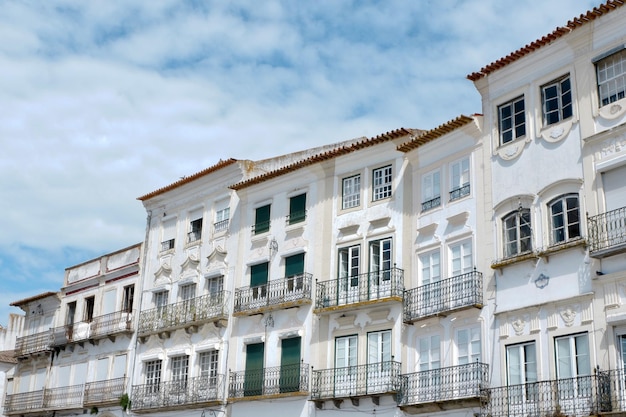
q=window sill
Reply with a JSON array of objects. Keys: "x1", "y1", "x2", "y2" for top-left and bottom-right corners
[
  {"x1": 491, "y1": 251, "x2": 536, "y2": 269},
  {"x1": 539, "y1": 117, "x2": 574, "y2": 144},
  {"x1": 598, "y1": 96, "x2": 626, "y2": 121},
  {"x1": 494, "y1": 136, "x2": 530, "y2": 161},
  {"x1": 537, "y1": 237, "x2": 586, "y2": 259}
]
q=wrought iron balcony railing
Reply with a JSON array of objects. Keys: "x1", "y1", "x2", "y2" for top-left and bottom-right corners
[
  {"x1": 449, "y1": 183, "x2": 470, "y2": 201},
  {"x1": 229, "y1": 363, "x2": 309, "y2": 398},
  {"x1": 4, "y1": 384, "x2": 85, "y2": 415},
  {"x1": 315, "y1": 268, "x2": 404, "y2": 311},
  {"x1": 404, "y1": 270, "x2": 483, "y2": 323},
  {"x1": 421, "y1": 196, "x2": 441, "y2": 212},
  {"x1": 84, "y1": 377, "x2": 127, "y2": 406},
  {"x1": 138, "y1": 291, "x2": 229, "y2": 337},
  {"x1": 286, "y1": 210, "x2": 306, "y2": 225},
  {"x1": 588, "y1": 206, "x2": 626, "y2": 257},
  {"x1": 480, "y1": 369, "x2": 626, "y2": 417},
  {"x1": 14, "y1": 330, "x2": 53, "y2": 357},
  {"x1": 51, "y1": 310, "x2": 133, "y2": 347},
  {"x1": 132, "y1": 374, "x2": 225, "y2": 411},
  {"x1": 400, "y1": 362, "x2": 489, "y2": 408},
  {"x1": 252, "y1": 220, "x2": 270, "y2": 235},
  {"x1": 187, "y1": 230, "x2": 202, "y2": 243},
  {"x1": 234, "y1": 273, "x2": 312, "y2": 314},
  {"x1": 311, "y1": 361, "x2": 402, "y2": 400}
]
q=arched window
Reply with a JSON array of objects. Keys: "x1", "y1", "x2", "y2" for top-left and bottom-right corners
[
  {"x1": 503, "y1": 208, "x2": 532, "y2": 257},
  {"x1": 548, "y1": 194, "x2": 580, "y2": 244}
]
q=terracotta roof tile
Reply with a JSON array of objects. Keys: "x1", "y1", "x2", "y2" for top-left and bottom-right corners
[
  {"x1": 397, "y1": 115, "x2": 476, "y2": 152},
  {"x1": 230, "y1": 127, "x2": 421, "y2": 190},
  {"x1": 467, "y1": 0, "x2": 625, "y2": 81}
]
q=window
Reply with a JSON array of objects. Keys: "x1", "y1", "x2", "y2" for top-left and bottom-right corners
[
  {"x1": 422, "y1": 170, "x2": 441, "y2": 211},
  {"x1": 373, "y1": 165, "x2": 392, "y2": 201},
  {"x1": 66, "y1": 301, "x2": 76, "y2": 325},
  {"x1": 214, "y1": 207, "x2": 230, "y2": 232},
  {"x1": 161, "y1": 218, "x2": 176, "y2": 252},
  {"x1": 542, "y1": 75, "x2": 572, "y2": 125},
  {"x1": 368, "y1": 330, "x2": 391, "y2": 364},
  {"x1": 253, "y1": 204, "x2": 271, "y2": 235},
  {"x1": 285, "y1": 253, "x2": 305, "y2": 292},
  {"x1": 199, "y1": 350, "x2": 219, "y2": 379},
  {"x1": 549, "y1": 194, "x2": 580, "y2": 244},
  {"x1": 145, "y1": 360, "x2": 162, "y2": 393},
  {"x1": 207, "y1": 276, "x2": 223, "y2": 296},
  {"x1": 503, "y1": 208, "x2": 532, "y2": 257},
  {"x1": 244, "y1": 342, "x2": 264, "y2": 396},
  {"x1": 171, "y1": 355, "x2": 189, "y2": 386},
  {"x1": 338, "y1": 246, "x2": 360, "y2": 304},
  {"x1": 84, "y1": 296, "x2": 95, "y2": 322},
  {"x1": 154, "y1": 291, "x2": 169, "y2": 318},
  {"x1": 596, "y1": 48, "x2": 626, "y2": 106},
  {"x1": 370, "y1": 238, "x2": 392, "y2": 283},
  {"x1": 336, "y1": 335, "x2": 358, "y2": 368},
  {"x1": 123, "y1": 285, "x2": 134, "y2": 313},
  {"x1": 498, "y1": 96, "x2": 526, "y2": 145},
  {"x1": 450, "y1": 158, "x2": 470, "y2": 201},
  {"x1": 250, "y1": 262, "x2": 269, "y2": 299},
  {"x1": 179, "y1": 284, "x2": 196, "y2": 301},
  {"x1": 342, "y1": 175, "x2": 361, "y2": 209},
  {"x1": 188, "y1": 217, "x2": 203, "y2": 243},
  {"x1": 450, "y1": 241, "x2": 472, "y2": 276},
  {"x1": 507, "y1": 342, "x2": 537, "y2": 388},
  {"x1": 288, "y1": 193, "x2": 306, "y2": 224},
  {"x1": 420, "y1": 251, "x2": 440, "y2": 286},
  {"x1": 418, "y1": 335, "x2": 441, "y2": 371},
  {"x1": 457, "y1": 327, "x2": 481, "y2": 364},
  {"x1": 555, "y1": 334, "x2": 590, "y2": 379}
]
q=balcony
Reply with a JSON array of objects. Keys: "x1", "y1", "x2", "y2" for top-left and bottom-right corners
[
  {"x1": 311, "y1": 361, "x2": 402, "y2": 406},
  {"x1": 229, "y1": 363, "x2": 309, "y2": 400},
  {"x1": 233, "y1": 273, "x2": 312, "y2": 316},
  {"x1": 138, "y1": 292, "x2": 229, "y2": 341},
  {"x1": 314, "y1": 268, "x2": 404, "y2": 313},
  {"x1": 132, "y1": 375, "x2": 225, "y2": 412},
  {"x1": 403, "y1": 270, "x2": 483, "y2": 323},
  {"x1": 480, "y1": 369, "x2": 626, "y2": 417},
  {"x1": 449, "y1": 183, "x2": 470, "y2": 201},
  {"x1": 588, "y1": 206, "x2": 626, "y2": 258},
  {"x1": 400, "y1": 362, "x2": 489, "y2": 414},
  {"x1": 84, "y1": 377, "x2": 126, "y2": 407},
  {"x1": 4, "y1": 383, "x2": 84, "y2": 415},
  {"x1": 51, "y1": 310, "x2": 133, "y2": 349},
  {"x1": 421, "y1": 196, "x2": 441, "y2": 212},
  {"x1": 14, "y1": 330, "x2": 53, "y2": 358}
]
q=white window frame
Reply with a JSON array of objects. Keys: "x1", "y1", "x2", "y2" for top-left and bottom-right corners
[
  {"x1": 419, "y1": 250, "x2": 441, "y2": 286},
  {"x1": 188, "y1": 217, "x2": 203, "y2": 243},
  {"x1": 596, "y1": 48, "x2": 626, "y2": 107},
  {"x1": 170, "y1": 355, "x2": 189, "y2": 383},
  {"x1": 421, "y1": 170, "x2": 441, "y2": 211},
  {"x1": 503, "y1": 208, "x2": 532, "y2": 258},
  {"x1": 145, "y1": 360, "x2": 162, "y2": 391},
  {"x1": 342, "y1": 174, "x2": 361, "y2": 209},
  {"x1": 207, "y1": 275, "x2": 224, "y2": 296},
  {"x1": 541, "y1": 75, "x2": 573, "y2": 126},
  {"x1": 506, "y1": 342, "x2": 537, "y2": 385},
  {"x1": 498, "y1": 96, "x2": 526, "y2": 145},
  {"x1": 456, "y1": 327, "x2": 481, "y2": 365},
  {"x1": 549, "y1": 194, "x2": 581, "y2": 245},
  {"x1": 199, "y1": 350, "x2": 219, "y2": 378},
  {"x1": 418, "y1": 334, "x2": 441, "y2": 371},
  {"x1": 555, "y1": 333, "x2": 591, "y2": 379},
  {"x1": 214, "y1": 207, "x2": 230, "y2": 232},
  {"x1": 372, "y1": 165, "x2": 392, "y2": 201},
  {"x1": 335, "y1": 335, "x2": 358, "y2": 368},
  {"x1": 450, "y1": 240, "x2": 473, "y2": 276},
  {"x1": 449, "y1": 157, "x2": 470, "y2": 201},
  {"x1": 367, "y1": 330, "x2": 392, "y2": 364}
]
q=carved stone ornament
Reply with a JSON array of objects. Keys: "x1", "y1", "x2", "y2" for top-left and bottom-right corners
[
  {"x1": 597, "y1": 133, "x2": 626, "y2": 161},
  {"x1": 511, "y1": 317, "x2": 525, "y2": 336},
  {"x1": 559, "y1": 307, "x2": 576, "y2": 327},
  {"x1": 540, "y1": 118, "x2": 574, "y2": 144},
  {"x1": 598, "y1": 97, "x2": 626, "y2": 120}
]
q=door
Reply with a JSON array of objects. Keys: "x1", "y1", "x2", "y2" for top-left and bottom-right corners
[
  {"x1": 506, "y1": 342, "x2": 538, "y2": 415},
  {"x1": 450, "y1": 241, "x2": 473, "y2": 308},
  {"x1": 416, "y1": 335, "x2": 440, "y2": 402},
  {"x1": 285, "y1": 253, "x2": 305, "y2": 297},
  {"x1": 244, "y1": 343, "x2": 264, "y2": 396},
  {"x1": 250, "y1": 263, "x2": 268, "y2": 306},
  {"x1": 370, "y1": 238, "x2": 392, "y2": 298},
  {"x1": 456, "y1": 327, "x2": 481, "y2": 396},
  {"x1": 335, "y1": 335, "x2": 357, "y2": 396},
  {"x1": 280, "y1": 337, "x2": 301, "y2": 393},
  {"x1": 555, "y1": 334, "x2": 591, "y2": 412},
  {"x1": 367, "y1": 330, "x2": 392, "y2": 394},
  {"x1": 338, "y1": 246, "x2": 360, "y2": 305}
]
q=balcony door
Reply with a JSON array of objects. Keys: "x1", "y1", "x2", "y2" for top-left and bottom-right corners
[
  {"x1": 419, "y1": 251, "x2": 441, "y2": 316},
  {"x1": 456, "y1": 327, "x2": 481, "y2": 396},
  {"x1": 417, "y1": 334, "x2": 441, "y2": 402},
  {"x1": 555, "y1": 334, "x2": 591, "y2": 411},
  {"x1": 244, "y1": 343, "x2": 264, "y2": 396},
  {"x1": 506, "y1": 342, "x2": 538, "y2": 415},
  {"x1": 334, "y1": 335, "x2": 357, "y2": 396},
  {"x1": 602, "y1": 165, "x2": 626, "y2": 246},
  {"x1": 338, "y1": 246, "x2": 360, "y2": 305},
  {"x1": 285, "y1": 253, "x2": 305, "y2": 296},
  {"x1": 280, "y1": 337, "x2": 301, "y2": 393},
  {"x1": 450, "y1": 241, "x2": 473, "y2": 308},
  {"x1": 369, "y1": 238, "x2": 392, "y2": 298},
  {"x1": 250, "y1": 262, "x2": 268, "y2": 304},
  {"x1": 367, "y1": 330, "x2": 392, "y2": 394}
]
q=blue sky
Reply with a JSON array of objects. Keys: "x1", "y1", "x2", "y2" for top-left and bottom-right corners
[{"x1": 0, "y1": 0, "x2": 600, "y2": 325}]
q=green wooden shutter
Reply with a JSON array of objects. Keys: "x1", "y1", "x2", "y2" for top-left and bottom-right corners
[
  {"x1": 285, "y1": 253, "x2": 305, "y2": 277},
  {"x1": 288, "y1": 194, "x2": 306, "y2": 224},
  {"x1": 255, "y1": 204, "x2": 271, "y2": 234},
  {"x1": 244, "y1": 343, "x2": 264, "y2": 396},
  {"x1": 250, "y1": 262, "x2": 269, "y2": 287},
  {"x1": 280, "y1": 337, "x2": 301, "y2": 393}
]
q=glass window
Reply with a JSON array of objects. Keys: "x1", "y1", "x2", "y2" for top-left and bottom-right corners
[
  {"x1": 253, "y1": 204, "x2": 271, "y2": 235},
  {"x1": 161, "y1": 218, "x2": 176, "y2": 251},
  {"x1": 450, "y1": 241, "x2": 472, "y2": 276},
  {"x1": 368, "y1": 330, "x2": 392, "y2": 364},
  {"x1": 288, "y1": 193, "x2": 306, "y2": 224},
  {"x1": 199, "y1": 350, "x2": 219, "y2": 378},
  {"x1": 503, "y1": 208, "x2": 532, "y2": 257},
  {"x1": 123, "y1": 285, "x2": 134, "y2": 313},
  {"x1": 170, "y1": 355, "x2": 189, "y2": 383},
  {"x1": 555, "y1": 334, "x2": 591, "y2": 379},
  {"x1": 214, "y1": 207, "x2": 230, "y2": 232},
  {"x1": 596, "y1": 48, "x2": 626, "y2": 106},
  {"x1": 335, "y1": 335, "x2": 358, "y2": 368},
  {"x1": 145, "y1": 360, "x2": 162, "y2": 392},
  {"x1": 207, "y1": 276, "x2": 223, "y2": 296},
  {"x1": 419, "y1": 250, "x2": 441, "y2": 286},
  {"x1": 84, "y1": 296, "x2": 95, "y2": 322},
  {"x1": 370, "y1": 238, "x2": 392, "y2": 279},
  {"x1": 419, "y1": 335, "x2": 441, "y2": 371},
  {"x1": 450, "y1": 158, "x2": 470, "y2": 201},
  {"x1": 542, "y1": 75, "x2": 573, "y2": 125},
  {"x1": 457, "y1": 327, "x2": 481, "y2": 364},
  {"x1": 179, "y1": 283, "x2": 196, "y2": 301},
  {"x1": 342, "y1": 175, "x2": 361, "y2": 209},
  {"x1": 373, "y1": 165, "x2": 393, "y2": 201},
  {"x1": 188, "y1": 217, "x2": 203, "y2": 243},
  {"x1": 507, "y1": 342, "x2": 537, "y2": 385},
  {"x1": 549, "y1": 194, "x2": 580, "y2": 244},
  {"x1": 422, "y1": 170, "x2": 441, "y2": 211},
  {"x1": 499, "y1": 96, "x2": 526, "y2": 145}
]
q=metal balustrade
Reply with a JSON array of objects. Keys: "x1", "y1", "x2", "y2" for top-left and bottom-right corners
[
  {"x1": 84, "y1": 377, "x2": 126, "y2": 406},
  {"x1": 286, "y1": 210, "x2": 307, "y2": 225},
  {"x1": 480, "y1": 369, "x2": 624, "y2": 417},
  {"x1": 14, "y1": 330, "x2": 53, "y2": 357},
  {"x1": 421, "y1": 196, "x2": 441, "y2": 211},
  {"x1": 229, "y1": 363, "x2": 309, "y2": 398},
  {"x1": 588, "y1": 206, "x2": 626, "y2": 257},
  {"x1": 4, "y1": 390, "x2": 45, "y2": 414},
  {"x1": 400, "y1": 362, "x2": 489, "y2": 407},
  {"x1": 213, "y1": 219, "x2": 229, "y2": 232},
  {"x1": 51, "y1": 310, "x2": 133, "y2": 347},
  {"x1": 311, "y1": 361, "x2": 402, "y2": 400},
  {"x1": 234, "y1": 273, "x2": 312, "y2": 314},
  {"x1": 4, "y1": 384, "x2": 85, "y2": 415},
  {"x1": 315, "y1": 268, "x2": 404, "y2": 310},
  {"x1": 404, "y1": 270, "x2": 483, "y2": 323},
  {"x1": 449, "y1": 183, "x2": 470, "y2": 201},
  {"x1": 137, "y1": 291, "x2": 229, "y2": 337},
  {"x1": 132, "y1": 374, "x2": 225, "y2": 411}
]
